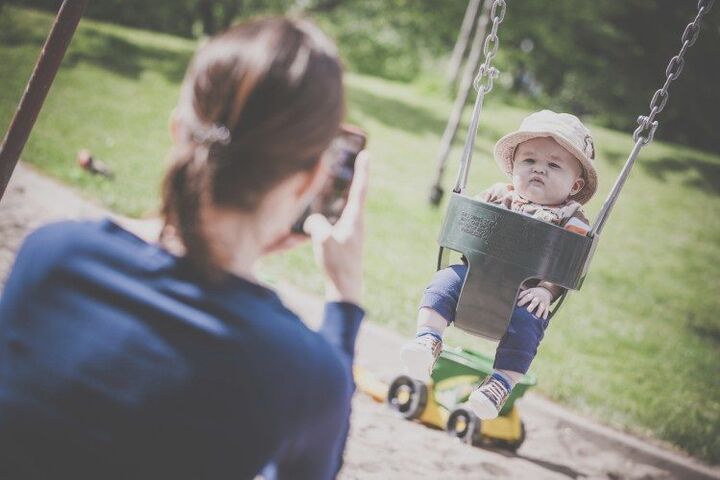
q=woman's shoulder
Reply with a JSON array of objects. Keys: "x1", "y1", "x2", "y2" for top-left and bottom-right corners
[
  {"x1": 17, "y1": 218, "x2": 141, "y2": 269},
  {"x1": 23, "y1": 217, "x2": 133, "y2": 250},
  {"x1": 13, "y1": 219, "x2": 103, "y2": 271}
]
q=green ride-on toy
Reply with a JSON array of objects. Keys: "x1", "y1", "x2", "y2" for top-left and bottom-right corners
[{"x1": 386, "y1": 346, "x2": 535, "y2": 451}]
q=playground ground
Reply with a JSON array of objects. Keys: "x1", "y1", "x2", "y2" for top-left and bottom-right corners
[{"x1": 1, "y1": 163, "x2": 719, "y2": 480}]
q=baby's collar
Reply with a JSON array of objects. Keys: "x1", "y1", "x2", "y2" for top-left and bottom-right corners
[{"x1": 511, "y1": 189, "x2": 574, "y2": 208}]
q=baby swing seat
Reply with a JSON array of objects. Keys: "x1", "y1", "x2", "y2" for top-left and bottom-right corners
[{"x1": 437, "y1": 193, "x2": 598, "y2": 340}]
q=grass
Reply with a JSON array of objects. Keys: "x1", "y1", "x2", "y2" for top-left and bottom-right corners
[{"x1": 2, "y1": 6, "x2": 719, "y2": 463}]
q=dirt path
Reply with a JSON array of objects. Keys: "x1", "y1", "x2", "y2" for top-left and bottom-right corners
[{"x1": 2, "y1": 163, "x2": 718, "y2": 480}]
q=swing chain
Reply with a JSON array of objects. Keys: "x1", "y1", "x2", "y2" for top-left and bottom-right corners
[
  {"x1": 592, "y1": 0, "x2": 714, "y2": 238},
  {"x1": 473, "y1": 0, "x2": 507, "y2": 94},
  {"x1": 633, "y1": 0, "x2": 715, "y2": 144}
]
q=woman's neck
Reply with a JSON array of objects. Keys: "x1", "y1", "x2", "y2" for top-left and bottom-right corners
[{"x1": 203, "y1": 207, "x2": 265, "y2": 281}]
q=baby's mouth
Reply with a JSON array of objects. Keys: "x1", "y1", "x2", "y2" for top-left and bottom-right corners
[{"x1": 529, "y1": 177, "x2": 544, "y2": 185}]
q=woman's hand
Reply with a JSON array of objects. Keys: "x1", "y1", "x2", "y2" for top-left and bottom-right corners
[
  {"x1": 517, "y1": 286, "x2": 553, "y2": 319},
  {"x1": 304, "y1": 151, "x2": 369, "y2": 305}
]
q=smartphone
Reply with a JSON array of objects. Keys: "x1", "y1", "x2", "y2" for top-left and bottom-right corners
[{"x1": 292, "y1": 124, "x2": 367, "y2": 234}]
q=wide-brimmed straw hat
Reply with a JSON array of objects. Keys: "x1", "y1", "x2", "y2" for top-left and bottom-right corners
[{"x1": 493, "y1": 110, "x2": 598, "y2": 204}]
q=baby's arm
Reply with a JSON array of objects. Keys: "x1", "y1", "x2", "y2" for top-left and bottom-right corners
[
  {"x1": 518, "y1": 209, "x2": 591, "y2": 318},
  {"x1": 517, "y1": 286, "x2": 554, "y2": 319}
]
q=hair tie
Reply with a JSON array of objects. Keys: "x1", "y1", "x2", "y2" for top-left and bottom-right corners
[{"x1": 193, "y1": 124, "x2": 231, "y2": 146}]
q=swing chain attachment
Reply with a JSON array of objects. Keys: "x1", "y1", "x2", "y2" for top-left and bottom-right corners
[
  {"x1": 472, "y1": 0, "x2": 507, "y2": 94},
  {"x1": 632, "y1": 0, "x2": 715, "y2": 145}
]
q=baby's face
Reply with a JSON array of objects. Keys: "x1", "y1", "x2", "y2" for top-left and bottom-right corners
[{"x1": 511, "y1": 137, "x2": 585, "y2": 205}]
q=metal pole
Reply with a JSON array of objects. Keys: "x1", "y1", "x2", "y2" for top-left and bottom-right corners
[
  {"x1": 453, "y1": 88, "x2": 487, "y2": 194},
  {"x1": 589, "y1": 139, "x2": 644, "y2": 237},
  {"x1": 0, "y1": 0, "x2": 89, "y2": 203},
  {"x1": 428, "y1": 0, "x2": 492, "y2": 205}
]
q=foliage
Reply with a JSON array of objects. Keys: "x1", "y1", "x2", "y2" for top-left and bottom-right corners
[
  {"x1": 7, "y1": 0, "x2": 198, "y2": 37},
  {"x1": 8, "y1": 1, "x2": 717, "y2": 151},
  {"x1": 499, "y1": 0, "x2": 720, "y2": 153}
]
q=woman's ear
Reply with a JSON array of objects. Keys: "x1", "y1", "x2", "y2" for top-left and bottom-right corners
[
  {"x1": 169, "y1": 109, "x2": 182, "y2": 143},
  {"x1": 571, "y1": 177, "x2": 586, "y2": 196},
  {"x1": 295, "y1": 158, "x2": 330, "y2": 201}
]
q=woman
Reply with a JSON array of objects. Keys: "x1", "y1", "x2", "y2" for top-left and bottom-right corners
[{"x1": 0, "y1": 17, "x2": 367, "y2": 479}]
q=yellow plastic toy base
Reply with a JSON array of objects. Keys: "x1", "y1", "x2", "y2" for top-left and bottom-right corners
[{"x1": 354, "y1": 366, "x2": 524, "y2": 443}]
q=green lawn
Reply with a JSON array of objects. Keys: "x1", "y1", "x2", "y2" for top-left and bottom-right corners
[{"x1": 2, "y1": 6, "x2": 719, "y2": 463}]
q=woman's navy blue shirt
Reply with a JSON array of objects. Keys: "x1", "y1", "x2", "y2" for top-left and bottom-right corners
[{"x1": 0, "y1": 219, "x2": 364, "y2": 479}]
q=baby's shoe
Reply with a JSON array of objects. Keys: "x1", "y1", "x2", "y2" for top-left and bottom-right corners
[
  {"x1": 469, "y1": 372, "x2": 512, "y2": 419},
  {"x1": 400, "y1": 333, "x2": 442, "y2": 381}
]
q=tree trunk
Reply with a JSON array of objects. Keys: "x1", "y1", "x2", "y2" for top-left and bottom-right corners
[
  {"x1": 199, "y1": 0, "x2": 216, "y2": 36},
  {"x1": 446, "y1": 0, "x2": 483, "y2": 89},
  {"x1": 430, "y1": 0, "x2": 492, "y2": 199},
  {"x1": 309, "y1": 0, "x2": 343, "y2": 12},
  {"x1": 221, "y1": 0, "x2": 241, "y2": 29}
]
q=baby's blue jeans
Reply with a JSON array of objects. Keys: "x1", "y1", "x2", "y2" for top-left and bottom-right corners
[{"x1": 420, "y1": 264, "x2": 549, "y2": 374}]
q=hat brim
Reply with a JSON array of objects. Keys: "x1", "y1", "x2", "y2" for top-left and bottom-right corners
[{"x1": 494, "y1": 130, "x2": 598, "y2": 205}]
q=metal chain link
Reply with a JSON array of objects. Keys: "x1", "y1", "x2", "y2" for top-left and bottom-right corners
[
  {"x1": 472, "y1": 0, "x2": 506, "y2": 94},
  {"x1": 633, "y1": 0, "x2": 715, "y2": 144}
]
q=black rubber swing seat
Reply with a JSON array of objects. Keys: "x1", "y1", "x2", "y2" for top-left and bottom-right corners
[{"x1": 437, "y1": 193, "x2": 599, "y2": 341}]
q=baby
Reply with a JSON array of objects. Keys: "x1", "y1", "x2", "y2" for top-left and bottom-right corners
[{"x1": 401, "y1": 110, "x2": 599, "y2": 419}]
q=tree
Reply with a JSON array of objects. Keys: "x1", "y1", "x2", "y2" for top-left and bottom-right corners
[{"x1": 198, "y1": 0, "x2": 244, "y2": 36}]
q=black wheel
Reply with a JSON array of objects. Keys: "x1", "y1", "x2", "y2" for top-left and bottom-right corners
[
  {"x1": 446, "y1": 406, "x2": 481, "y2": 445},
  {"x1": 428, "y1": 184, "x2": 444, "y2": 206},
  {"x1": 386, "y1": 375, "x2": 428, "y2": 420}
]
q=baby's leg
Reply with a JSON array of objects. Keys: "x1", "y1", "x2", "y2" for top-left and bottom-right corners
[
  {"x1": 470, "y1": 306, "x2": 549, "y2": 419},
  {"x1": 402, "y1": 264, "x2": 468, "y2": 380},
  {"x1": 416, "y1": 263, "x2": 468, "y2": 335},
  {"x1": 494, "y1": 306, "x2": 549, "y2": 377}
]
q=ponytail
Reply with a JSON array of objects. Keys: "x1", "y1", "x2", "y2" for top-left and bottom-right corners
[{"x1": 161, "y1": 143, "x2": 219, "y2": 281}]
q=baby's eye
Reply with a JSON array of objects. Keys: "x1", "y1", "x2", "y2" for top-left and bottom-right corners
[
  {"x1": 549, "y1": 162, "x2": 560, "y2": 169},
  {"x1": 522, "y1": 158, "x2": 535, "y2": 164}
]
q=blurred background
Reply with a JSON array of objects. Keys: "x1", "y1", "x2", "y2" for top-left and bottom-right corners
[
  {"x1": 6, "y1": 0, "x2": 719, "y2": 152},
  {"x1": 1, "y1": 0, "x2": 718, "y2": 466}
]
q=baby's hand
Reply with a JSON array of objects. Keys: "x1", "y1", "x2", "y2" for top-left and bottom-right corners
[{"x1": 517, "y1": 287, "x2": 553, "y2": 319}]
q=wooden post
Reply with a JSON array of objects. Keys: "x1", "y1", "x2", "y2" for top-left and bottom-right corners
[
  {"x1": 429, "y1": 0, "x2": 492, "y2": 205},
  {"x1": 0, "y1": 0, "x2": 88, "y2": 203},
  {"x1": 446, "y1": 0, "x2": 482, "y2": 89}
]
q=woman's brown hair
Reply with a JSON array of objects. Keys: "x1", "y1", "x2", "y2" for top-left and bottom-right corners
[{"x1": 161, "y1": 17, "x2": 344, "y2": 281}]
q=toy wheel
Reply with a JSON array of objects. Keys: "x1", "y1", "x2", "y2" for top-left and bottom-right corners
[
  {"x1": 428, "y1": 184, "x2": 444, "y2": 206},
  {"x1": 446, "y1": 406, "x2": 480, "y2": 445},
  {"x1": 386, "y1": 375, "x2": 428, "y2": 420}
]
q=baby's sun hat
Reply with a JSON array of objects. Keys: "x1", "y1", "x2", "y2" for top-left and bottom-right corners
[{"x1": 493, "y1": 110, "x2": 598, "y2": 204}]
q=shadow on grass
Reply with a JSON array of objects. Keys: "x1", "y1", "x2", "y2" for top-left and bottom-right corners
[
  {"x1": 600, "y1": 148, "x2": 626, "y2": 166},
  {"x1": 63, "y1": 27, "x2": 191, "y2": 83},
  {"x1": 347, "y1": 83, "x2": 506, "y2": 143},
  {"x1": 1, "y1": 15, "x2": 191, "y2": 84},
  {"x1": 641, "y1": 156, "x2": 720, "y2": 196},
  {"x1": 686, "y1": 312, "x2": 720, "y2": 345},
  {"x1": 0, "y1": 17, "x2": 48, "y2": 46}
]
